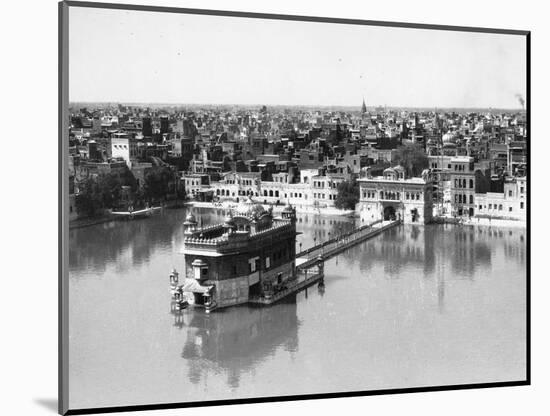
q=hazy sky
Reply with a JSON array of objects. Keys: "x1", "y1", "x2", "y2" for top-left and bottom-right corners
[{"x1": 69, "y1": 6, "x2": 527, "y2": 108}]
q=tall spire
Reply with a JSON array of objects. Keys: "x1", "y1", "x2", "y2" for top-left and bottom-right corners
[{"x1": 361, "y1": 97, "x2": 367, "y2": 114}]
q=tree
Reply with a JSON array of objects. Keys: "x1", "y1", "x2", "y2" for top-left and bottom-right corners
[
  {"x1": 74, "y1": 171, "x2": 137, "y2": 217},
  {"x1": 74, "y1": 177, "x2": 102, "y2": 217},
  {"x1": 133, "y1": 187, "x2": 146, "y2": 208},
  {"x1": 392, "y1": 143, "x2": 428, "y2": 177},
  {"x1": 120, "y1": 168, "x2": 138, "y2": 191},
  {"x1": 335, "y1": 177, "x2": 360, "y2": 210},
  {"x1": 96, "y1": 173, "x2": 122, "y2": 209},
  {"x1": 143, "y1": 166, "x2": 172, "y2": 203}
]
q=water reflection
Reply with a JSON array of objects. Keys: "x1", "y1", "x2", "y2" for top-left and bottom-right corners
[
  {"x1": 338, "y1": 224, "x2": 500, "y2": 282},
  {"x1": 174, "y1": 301, "x2": 299, "y2": 388},
  {"x1": 70, "y1": 211, "x2": 185, "y2": 275},
  {"x1": 69, "y1": 207, "x2": 527, "y2": 409},
  {"x1": 70, "y1": 209, "x2": 525, "y2": 279}
]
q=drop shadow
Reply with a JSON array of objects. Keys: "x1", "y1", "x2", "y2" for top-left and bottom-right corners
[{"x1": 34, "y1": 398, "x2": 58, "y2": 413}]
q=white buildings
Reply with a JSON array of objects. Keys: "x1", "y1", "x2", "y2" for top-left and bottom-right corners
[
  {"x1": 111, "y1": 135, "x2": 138, "y2": 168},
  {"x1": 356, "y1": 166, "x2": 434, "y2": 224},
  {"x1": 206, "y1": 169, "x2": 348, "y2": 208},
  {"x1": 182, "y1": 173, "x2": 211, "y2": 199},
  {"x1": 475, "y1": 176, "x2": 527, "y2": 221}
]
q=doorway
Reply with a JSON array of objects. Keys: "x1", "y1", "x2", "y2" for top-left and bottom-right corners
[{"x1": 383, "y1": 205, "x2": 396, "y2": 221}]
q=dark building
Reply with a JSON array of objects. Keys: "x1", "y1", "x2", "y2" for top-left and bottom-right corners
[
  {"x1": 142, "y1": 116, "x2": 153, "y2": 137},
  {"x1": 160, "y1": 116, "x2": 169, "y2": 135},
  {"x1": 180, "y1": 200, "x2": 297, "y2": 309},
  {"x1": 87, "y1": 140, "x2": 102, "y2": 161}
]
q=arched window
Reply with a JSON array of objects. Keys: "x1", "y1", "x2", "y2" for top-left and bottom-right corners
[
  {"x1": 462, "y1": 179, "x2": 466, "y2": 188},
  {"x1": 469, "y1": 195, "x2": 474, "y2": 204},
  {"x1": 469, "y1": 179, "x2": 474, "y2": 189},
  {"x1": 269, "y1": 190, "x2": 273, "y2": 197},
  {"x1": 275, "y1": 190, "x2": 279, "y2": 197}
]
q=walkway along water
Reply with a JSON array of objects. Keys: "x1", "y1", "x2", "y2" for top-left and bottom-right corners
[{"x1": 247, "y1": 219, "x2": 401, "y2": 306}]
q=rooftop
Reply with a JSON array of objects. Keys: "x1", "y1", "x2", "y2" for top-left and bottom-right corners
[{"x1": 358, "y1": 176, "x2": 429, "y2": 184}]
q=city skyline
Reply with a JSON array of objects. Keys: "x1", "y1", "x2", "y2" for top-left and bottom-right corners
[
  {"x1": 68, "y1": 101, "x2": 526, "y2": 112},
  {"x1": 69, "y1": 7, "x2": 527, "y2": 109}
]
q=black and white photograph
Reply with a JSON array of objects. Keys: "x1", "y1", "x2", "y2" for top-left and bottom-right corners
[{"x1": 58, "y1": 1, "x2": 530, "y2": 414}]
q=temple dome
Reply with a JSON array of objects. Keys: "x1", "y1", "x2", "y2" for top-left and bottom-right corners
[{"x1": 234, "y1": 197, "x2": 267, "y2": 218}]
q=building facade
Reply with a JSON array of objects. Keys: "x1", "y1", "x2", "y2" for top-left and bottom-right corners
[
  {"x1": 475, "y1": 176, "x2": 527, "y2": 221},
  {"x1": 180, "y1": 200, "x2": 297, "y2": 309},
  {"x1": 449, "y1": 156, "x2": 476, "y2": 217},
  {"x1": 356, "y1": 166, "x2": 434, "y2": 224},
  {"x1": 204, "y1": 169, "x2": 347, "y2": 208},
  {"x1": 111, "y1": 136, "x2": 138, "y2": 168},
  {"x1": 182, "y1": 173, "x2": 211, "y2": 199}
]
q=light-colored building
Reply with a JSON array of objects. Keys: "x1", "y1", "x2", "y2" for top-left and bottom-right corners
[
  {"x1": 356, "y1": 166, "x2": 434, "y2": 224},
  {"x1": 210, "y1": 172, "x2": 262, "y2": 200},
  {"x1": 208, "y1": 169, "x2": 348, "y2": 208},
  {"x1": 475, "y1": 176, "x2": 527, "y2": 221},
  {"x1": 111, "y1": 136, "x2": 138, "y2": 168},
  {"x1": 182, "y1": 173, "x2": 210, "y2": 199}
]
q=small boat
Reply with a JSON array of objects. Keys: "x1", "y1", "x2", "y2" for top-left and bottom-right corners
[{"x1": 111, "y1": 206, "x2": 162, "y2": 220}]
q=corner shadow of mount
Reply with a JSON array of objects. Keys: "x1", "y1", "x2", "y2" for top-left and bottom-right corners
[{"x1": 34, "y1": 398, "x2": 58, "y2": 413}]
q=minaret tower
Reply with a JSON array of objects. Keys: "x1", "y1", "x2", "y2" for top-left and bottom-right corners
[{"x1": 361, "y1": 97, "x2": 367, "y2": 114}]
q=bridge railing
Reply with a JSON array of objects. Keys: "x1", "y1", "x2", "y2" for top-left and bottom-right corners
[{"x1": 295, "y1": 219, "x2": 384, "y2": 258}]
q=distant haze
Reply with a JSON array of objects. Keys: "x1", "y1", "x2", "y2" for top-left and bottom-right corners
[{"x1": 69, "y1": 7, "x2": 527, "y2": 109}]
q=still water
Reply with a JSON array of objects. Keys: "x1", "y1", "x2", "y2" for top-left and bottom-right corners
[{"x1": 69, "y1": 208, "x2": 526, "y2": 409}]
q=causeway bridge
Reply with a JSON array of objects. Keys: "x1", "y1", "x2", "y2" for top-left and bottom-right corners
[
  {"x1": 295, "y1": 219, "x2": 401, "y2": 270},
  {"x1": 248, "y1": 219, "x2": 401, "y2": 306}
]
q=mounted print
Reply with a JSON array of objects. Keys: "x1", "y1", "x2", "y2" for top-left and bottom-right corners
[{"x1": 59, "y1": 1, "x2": 530, "y2": 414}]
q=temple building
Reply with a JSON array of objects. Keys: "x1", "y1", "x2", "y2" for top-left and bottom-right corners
[
  {"x1": 178, "y1": 198, "x2": 298, "y2": 310},
  {"x1": 356, "y1": 166, "x2": 434, "y2": 224}
]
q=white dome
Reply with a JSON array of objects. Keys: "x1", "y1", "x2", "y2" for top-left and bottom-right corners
[{"x1": 234, "y1": 197, "x2": 266, "y2": 218}]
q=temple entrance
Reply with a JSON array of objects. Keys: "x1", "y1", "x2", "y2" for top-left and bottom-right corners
[{"x1": 383, "y1": 205, "x2": 396, "y2": 221}]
